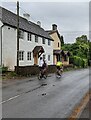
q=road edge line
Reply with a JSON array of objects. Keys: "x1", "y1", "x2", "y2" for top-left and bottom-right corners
[{"x1": 68, "y1": 91, "x2": 91, "y2": 120}]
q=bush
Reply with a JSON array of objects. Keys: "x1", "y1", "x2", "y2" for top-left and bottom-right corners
[
  {"x1": 0, "y1": 66, "x2": 8, "y2": 73},
  {"x1": 72, "y1": 56, "x2": 88, "y2": 68}
]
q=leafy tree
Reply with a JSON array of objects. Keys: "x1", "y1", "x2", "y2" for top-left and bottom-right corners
[
  {"x1": 62, "y1": 35, "x2": 89, "y2": 67},
  {"x1": 61, "y1": 36, "x2": 64, "y2": 46}
]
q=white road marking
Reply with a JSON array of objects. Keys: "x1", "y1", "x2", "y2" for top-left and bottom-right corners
[{"x1": 0, "y1": 94, "x2": 20, "y2": 104}]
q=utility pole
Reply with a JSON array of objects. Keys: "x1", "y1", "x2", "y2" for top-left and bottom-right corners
[{"x1": 16, "y1": 1, "x2": 19, "y2": 74}]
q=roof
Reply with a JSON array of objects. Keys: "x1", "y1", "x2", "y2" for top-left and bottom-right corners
[
  {"x1": 53, "y1": 50, "x2": 70, "y2": 56},
  {"x1": 46, "y1": 30, "x2": 62, "y2": 42},
  {"x1": 0, "y1": 6, "x2": 53, "y2": 41},
  {"x1": 53, "y1": 50, "x2": 64, "y2": 55}
]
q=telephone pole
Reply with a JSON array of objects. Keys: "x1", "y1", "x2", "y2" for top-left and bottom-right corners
[{"x1": 16, "y1": 1, "x2": 19, "y2": 74}]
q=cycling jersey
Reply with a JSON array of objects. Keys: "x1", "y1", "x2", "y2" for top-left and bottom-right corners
[{"x1": 56, "y1": 61, "x2": 63, "y2": 67}]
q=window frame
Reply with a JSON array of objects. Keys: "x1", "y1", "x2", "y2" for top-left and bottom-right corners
[
  {"x1": 19, "y1": 51, "x2": 24, "y2": 61},
  {"x1": 48, "y1": 39, "x2": 51, "y2": 46},
  {"x1": 42, "y1": 37, "x2": 45, "y2": 44},
  {"x1": 35, "y1": 35, "x2": 38, "y2": 43},
  {"x1": 64, "y1": 55, "x2": 68, "y2": 61},
  {"x1": 43, "y1": 54, "x2": 46, "y2": 60},
  {"x1": 48, "y1": 55, "x2": 50, "y2": 61},
  {"x1": 58, "y1": 42, "x2": 59, "y2": 47},
  {"x1": 27, "y1": 32, "x2": 31, "y2": 41},
  {"x1": 27, "y1": 51, "x2": 31, "y2": 61}
]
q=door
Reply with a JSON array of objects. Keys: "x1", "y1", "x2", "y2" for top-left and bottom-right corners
[{"x1": 34, "y1": 54, "x2": 38, "y2": 65}]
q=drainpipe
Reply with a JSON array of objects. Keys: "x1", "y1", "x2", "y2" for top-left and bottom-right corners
[{"x1": 1, "y1": 25, "x2": 4, "y2": 66}]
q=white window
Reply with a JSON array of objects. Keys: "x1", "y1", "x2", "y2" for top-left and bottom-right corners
[
  {"x1": 48, "y1": 55, "x2": 50, "y2": 61},
  {"x1": 35, "y1": 35, "x2": 38, "y2": 42},
  {"x1": 58, "y1": 42, "x2": 60, "y2": 47},
  {"x1": 19, "y1": 51, "x2": 24, "y2": 61},
  {"x1": 42, "y1": 38, "x2": 45, "y2": 44},
  {"x1": 48, "y1": 39, "x2": 51, "y2": 46},
  {"x1": 27, "y1": 33, "x2": 31, "y2": 41},
  {"x1": 27, "y1": 52, "x2": 31, "y2": 60},
  {"x1": 19, "y1": 30, "x2": 24, "y2": 39},
  {"x1": 43, "y1": 54, "x2": 46, "y2": 60}
]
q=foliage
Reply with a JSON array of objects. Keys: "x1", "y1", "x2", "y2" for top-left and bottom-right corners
[
  {"x1": 62, "y1": 35, "x2": 89, "y2": 67},
  {"x1": 0, "y1": 66, "x2": 8, "y2": 73},
  {"x1": 60, "y1": 36, "x2": 64, "y2": 46},
  {"x1": 69, "y1": 56, "x2": 88, "y2": 68}
]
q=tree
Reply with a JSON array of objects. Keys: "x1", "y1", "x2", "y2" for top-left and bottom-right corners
[
  {"x1": 62, "y1": 35, "x2": 89, "y2": 66},
  {"x1": 61, "y1": 36, "x2": 64, "y2": 46}
]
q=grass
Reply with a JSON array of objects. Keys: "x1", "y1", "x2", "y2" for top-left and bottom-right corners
[{"x1": 2, "y1": 71, "x2": 22, "y2": 80}]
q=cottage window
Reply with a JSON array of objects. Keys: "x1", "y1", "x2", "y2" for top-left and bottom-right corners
[
  {"x1": 48, "y1": 55, "x2": 50, "y2": 61},
  {"x1": 19, "y1": 30, "x2": 24, "y2": 39},
  {"x1": 19, "y1": 51, "x2": 24, "y2": 61},
  {"x1": 27, "y1": 33, "x2": 31, "y2": 41},
  {"x1": 43, "y1": 54, "x2": 46, "y2": 60},
  {"x1": 58, "y1": 42, "x2": 59, "y2": 47},
  {"x1": 27, "y1": 52, "x2": 31, "y2": 60},
  {"x1": 42, "y1": 38, "x2": 45, "y2": 44},
  {"x1": 35, "y1": 35, "x2": 38, "y2": 42},
  {"x1": 64, "y1": 55, "x2": 68, "y2": 61},
  {"x1": 48, "y1": 39, "x2": 51, "y2": 46}
]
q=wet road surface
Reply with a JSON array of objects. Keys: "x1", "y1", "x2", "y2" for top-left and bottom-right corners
[{"x1": 2, "y1": 69, "x2": 89, "y2": 118}]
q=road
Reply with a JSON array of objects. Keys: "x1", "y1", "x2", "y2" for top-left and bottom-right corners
[{"x1": 2, "y1": 68, "x2": 89, "y2": 118}]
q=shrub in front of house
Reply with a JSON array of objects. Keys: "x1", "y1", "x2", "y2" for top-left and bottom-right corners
[
  {"x1": 0, "y1": 66, "x2": 8, "y2": 73},
  {"x1": 72, "y1": 56, "x2": 88, "y2": 68}
]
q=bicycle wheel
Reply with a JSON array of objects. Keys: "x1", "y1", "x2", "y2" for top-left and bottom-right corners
[{"x1": 38, "y1": 73, "x2": 42, "y2": 80}]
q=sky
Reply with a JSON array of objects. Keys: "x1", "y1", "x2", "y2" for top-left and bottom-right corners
[{"x1": 0, "y1": 0, "x2": 90, "y2": 43}]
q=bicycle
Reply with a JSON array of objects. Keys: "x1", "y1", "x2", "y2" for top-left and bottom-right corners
[
  {"x1": 56, "y1": 67, "x2": 63, "y2": 78},
  {"x1": 38, "y1": 68, "x2": 47, "y2": 80}
]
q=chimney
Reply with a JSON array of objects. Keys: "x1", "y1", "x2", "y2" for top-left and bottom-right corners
[
  {"x1": 37, "y1": 21, "x2": 41, "y2": 27},
  {"x1": 23, "y1": 13, "x2": 30, "y2": 21},
  {"x1": 52, "y1": 24, "x2": 57, "y2": 30}
]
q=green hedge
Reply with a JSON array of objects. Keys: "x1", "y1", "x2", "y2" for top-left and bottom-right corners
[
  {"x1": 0, "y1": 66, "x2": 8, "y2": 73},
  {"x1": 69, "y1": 56, "x2": 88, "y2": 68}
]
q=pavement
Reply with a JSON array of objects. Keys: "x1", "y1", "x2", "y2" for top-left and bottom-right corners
[
  {"x1": 1, "y1": 68, "x2": 90, "y2": 118},
  {"x1": 79, "y1": 102, "x2": 89, "y2": 118}
]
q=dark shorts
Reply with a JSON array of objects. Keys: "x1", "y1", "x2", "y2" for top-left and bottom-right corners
[
  {"x1": 39, "y1": 67, "x2": 43, "y2": 71},
  {"x1": 56, "y1": 66, "x2": 60, "y2": 70}
]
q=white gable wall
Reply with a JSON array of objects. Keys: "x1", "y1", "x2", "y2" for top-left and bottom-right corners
[
  {"x1": 0, "y1": 21, "x2": 3, "y2": 66},
  {"x1": 2, "y1": 25, "x2": 17, "y2": 70},
  {"x1": 19, "y1": 34, "x2": 53, "y2": 66},
  {"x1": 2, "y1": 25, "x2": 53, "y2": 71},
  {"x1": 0, "y1": 27, "x2": 1, "y2": 66}
]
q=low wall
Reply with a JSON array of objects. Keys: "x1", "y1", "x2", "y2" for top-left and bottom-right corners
[
  {"x1": 15, "y1": 64, "x2": 74, "y2": 76},
  {"x1": 15, "y1": 65, "x2": 57, "y2": 76}
]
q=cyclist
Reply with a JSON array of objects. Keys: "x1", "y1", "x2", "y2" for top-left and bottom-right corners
[
  {"x1": 56, "y1": 61, "x2": 63, "y2": 76},
  {"x1": 38, "y1": 57, "x2": 48, "y2": 79},
  {"x1": 39, "y1": 57, "x2": 44, "y2": 75},
  {"x1": 42, "y1": 59, "x2": 48, "y2": 77}
]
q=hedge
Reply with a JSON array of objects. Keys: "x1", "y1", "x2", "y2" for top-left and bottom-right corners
[{"x1": 69, "y1": 56, "x2": 88, "y2": 68}]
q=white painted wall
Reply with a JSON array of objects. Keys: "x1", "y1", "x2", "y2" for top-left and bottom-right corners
[
  {"x1": 0, "y1": 21, "x2": 3, "y2": 66},
  {"x1": 2, "y1": 25, "x2": 54, "y2": 70},
  {"x1": 19, "y1": 34, "x2": 53, "y2": 66},
  {"x1": 39, "y1": 38, "x2": 53, "y2": 65},
  {"x1": 0, "y1": 27, "x2": 1, "y2": 66},
  {"x1": 2, "y1": 25, "x2": 17, "y2": 70}
]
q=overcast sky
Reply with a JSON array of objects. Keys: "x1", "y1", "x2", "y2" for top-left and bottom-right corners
[{"x1": 1, "y1": 1, "x2": 89, "y2": 43}]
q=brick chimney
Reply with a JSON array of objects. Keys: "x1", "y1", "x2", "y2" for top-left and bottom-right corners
[{"x1": 52, "y1": 24, "x2": 57, "y2": 30}]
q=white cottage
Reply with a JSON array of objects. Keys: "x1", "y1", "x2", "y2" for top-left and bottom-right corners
[{"x1": 0, "y1": 7, "x2": 54, "y2": 71}]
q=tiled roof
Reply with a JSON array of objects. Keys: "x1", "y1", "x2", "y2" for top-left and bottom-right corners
[
  {"x1": 53, "y1": 50, "x2": 64, "y2": 55},
  {"x1": 0, "y1": 6, "x2": 53, "y2": 41}
]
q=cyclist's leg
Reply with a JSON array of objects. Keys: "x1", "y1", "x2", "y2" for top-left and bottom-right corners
[{"x1": 56, "y1": 66, "x2": 59, "y2": 75}]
